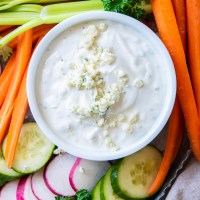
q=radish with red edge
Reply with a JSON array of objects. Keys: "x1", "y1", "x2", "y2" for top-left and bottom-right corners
[
  {"x1": 31, "y1": 168, "x2": 55, "y2": 200},
  {"x1": 0, "y1": 179, "x2": 19, "y2": 199},
  {"x1": 16, "y1": 176, "x2": 37, "y2": 200},
  {"x1": 69, "y1": 158, "x2": 111, "y2": 191},
  {"x1": 44, "y1": 153, "x2": 76, "y2": 196},
  {"x1": 23, "y1": 176, "x2": 37, "y2": 200},
  {"x1": 16, "y1": 177, "x2": 28, "y2": 200}
]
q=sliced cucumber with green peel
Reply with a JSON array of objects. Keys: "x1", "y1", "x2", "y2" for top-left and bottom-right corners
[
  {"x1": 92, "y1": 179, "x2": 102, "y2": 200},
  {"x1": 111, "y1": 146, "x2": 162, "y2": 199},
  {"x1": 100, "y1": 167, "x2": 124, "y2": 200},
  {"x1": 2, "y1": 122, "x2": 55, "y2": 174},
  {"x1": 0, "y1": 149, "x2": 22, "y2": 186}
]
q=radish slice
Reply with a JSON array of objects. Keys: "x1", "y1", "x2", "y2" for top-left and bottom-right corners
[
  {"x1": 69, "y1": 158, "x2": 111, "y2": 191},
  {"x1": 16, "y1": 177, "x2": 28, "y2": 200},
  {"x1": 0, "y1": 179, "x2": 19, "y2": 199},
  {"x1": 16, "y1": 176, "x2": 37, "y2": 200},
  {"x1": 31, "y1": 168, "x2": 55, "y2": 200},
  {"x1": 23, "y1": 176, "x2": 37, "y2": 200},
  {"x1": 44, "y1": 153, "x2": 76, "y2": 196}
]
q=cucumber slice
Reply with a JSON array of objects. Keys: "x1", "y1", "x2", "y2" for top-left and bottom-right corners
[
  {"x1": 92, "y1": 179, "x2": 102, "y2": 200},
  {"x1": 2, "y1": 122, "x2": 55, "y2": 174},
  {"x1": 111, "y1": 146, "x2": 162, "y2": 199},
  {"x1": 100, "y1": 168, "x2": 124, "y2": 200},
  {"x1": 0, "y1": 149, "x2": 22, "y2": 187}
]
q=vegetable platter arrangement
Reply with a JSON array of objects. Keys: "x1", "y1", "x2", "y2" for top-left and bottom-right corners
[{"x1": 0, "y1": 0, "x2": 199, "y2": 199}]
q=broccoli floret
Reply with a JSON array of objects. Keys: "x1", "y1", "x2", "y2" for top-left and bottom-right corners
[{"x1": 101, "y1": 0, "x2": 152, "y2": 20}]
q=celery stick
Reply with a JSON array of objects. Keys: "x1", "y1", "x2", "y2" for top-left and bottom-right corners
[
  {"x1": 0, "y1": 0, "x2": 32, "y2": 11},
  {"x1": 42, "y1": 1, "x2": 103, "y2": 16},
  {"x1": 0, "y1": 0, "x2": 74, "y2": 11},
  {"x1": 0, "y1": 18, "x2": 43, "y2": 47},
  {"x1": 4, "y1": 4, "x2": 43, "y2": 13},
  {"x1": 0, "y1": 0, "x2": 103, "y2": 47},
  {"x1": 0, "y1": 12, "x2": 39, "y2": 25}
]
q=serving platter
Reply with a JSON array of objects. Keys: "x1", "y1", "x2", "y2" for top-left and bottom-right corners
[{"x1": 0, "y1": 12, "x2": 191, "y2": 199}]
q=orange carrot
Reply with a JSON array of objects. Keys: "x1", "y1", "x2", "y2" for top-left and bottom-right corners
[
  {"x1": 0, "y1": 52, "x2": 16, "y2": 107},
  {"x1": 148, "y1": 98, "x2": 184, "y2": 195},
  {"x1": 33, "y1": 24, "x2": 55, "y2": 33},
  {"x1": 150, "y1": 0, "x2": 200, "y2": 160},
  {"x1": 0, "y1": 25, "x2": 13, "y2": 33},
  {"x1": 8, "y1": 25, "x2": 53, "y2": 49},
  {"x1": 4, "y1": 36, "x2": 43, "y2": 168},
  {"x1": 5, "y1": 69, "x2": 28, "y2": 168},
  {"x1": 0, "y1": 29, "x2": 32, "y2": 144},
  {"x1": 186, "y1": 0, "x2": 200, "y2": 115},
  {"x1": 0, "y1": 26, "x2": 17, "y2": 37},
  {"x1": 172, "y1": 0, "x2": 187, "y2": 52}
]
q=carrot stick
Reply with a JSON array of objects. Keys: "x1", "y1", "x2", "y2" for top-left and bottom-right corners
[
  {"x1": 186, "y1": 0, "x2": 200, "y2": 115},
  {"x1": 0, "y1": 29, "x2": 32, "y2": 144},
  {"x1": 0, "y1": 25, "x2": 13, "y2": 33},
  {"x1": 172, "y1": 0, "x2": 187, "y2": 52},
  {"x1": 150, "y1": 0, "x2": 200, "y2": 161},
  {"x1": 4, "y1": 69, "x2": 28, "y2": 168},
  {"x1": 0, "y1": 26, "x2": 17, "y2": 37},
  {"x1": 4, "y1": 36, "x2": 43, "y2": 168},
  {"x1": 0, "y1": 52, "x2": 16, "y2": 107},
  {"x1": 148, "y1": 98, "x2": 184, "y2": 195},
  {"x1": 8, "y1": 25, "x2": 53, "y2": 49}
]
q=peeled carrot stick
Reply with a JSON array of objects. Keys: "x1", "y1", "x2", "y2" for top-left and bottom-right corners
[
  {"x1": 5, "y1": 69, "x2": 28, "y2": 168},
  {"x1": 0, "y1": 52, "x2": 16, "y2": 107},
  {"x1": 172, "y1": 0, "x2": 187, "y2": 52},
  {"x1": 0, "y1": 26, "x2": 17, "y2": 37},
  {"x1": 0, "y1": 25, "x2": 13, "y2": 33},
  {"x1": 150, "y1": 0, "x2": 200, "y2": 160},
  {"x1": 4, "y1": 36, "x2": 43, "y2": 168},
  {"x1": 8, "y1": 25, "x2": 53, "y2": 49},
  {"x1": 186, "y1": 0, "x2": 200, "y2": 115},
  {"x1": 33, "y1": 24, "x2": 55, "y2": 33},
  {"x1": 148, "y1": 98, "x2": 184, "y2": 195},
  {"x1": 0, "y1": 29, "x2": 32, "y2": 144}
]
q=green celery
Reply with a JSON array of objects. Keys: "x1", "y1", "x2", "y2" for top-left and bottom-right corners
[
  {"x1": 0, "y1": 12, "x2": 39, "y2": 25},
  {"x1": 0, "y1": 18, "x2": 43, "y2": 48},
  {"x1": 0, "y1": 0, "x2": 71, "y2": 11},
  {"x1": 0, "y1": 0, "x2": 103, "y2": 47},
  {"x1": 4, "y1": 4, "x2": 43, "y2": 12}
]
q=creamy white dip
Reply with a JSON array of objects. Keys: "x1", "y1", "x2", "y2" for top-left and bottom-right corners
[{"x1": 37, "y1": 20, "x2": 166, "y2": 152}]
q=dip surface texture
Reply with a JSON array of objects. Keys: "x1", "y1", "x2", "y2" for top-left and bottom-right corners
[{"x1": 37, "y1": 20, "x2": 166, "y2": 152}]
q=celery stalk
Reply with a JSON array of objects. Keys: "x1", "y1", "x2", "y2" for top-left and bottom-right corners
[
  {"x1": 0, "y1": 0, "x2": 71, "y2": 11},
  {"x1": 0, "y1": 18, "x2": 43, "y2": 47},
  {"x1": 0, "y1": 0, "x2": 103, "y2": 47},
  {"x1": 4, "y1": 4, "x2": 43, "y2": 13},
  {"x1": 0, "y1": 12, "x2": 39, "y2": 25},
  {"x1": 41, "y1": 1, "x2": 103, "y2": 20}
]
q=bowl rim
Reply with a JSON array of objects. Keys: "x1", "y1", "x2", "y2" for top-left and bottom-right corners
[{"x1": 27, "y1": 11, "x2": 176, "y2": 161}]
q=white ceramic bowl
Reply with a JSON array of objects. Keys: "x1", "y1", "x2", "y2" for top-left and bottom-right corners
[{"x1": 27, "y1": 11, "x2": 176, "y2": 161}]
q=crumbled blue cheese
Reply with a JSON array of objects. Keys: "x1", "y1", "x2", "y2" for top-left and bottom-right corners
[
  {"x1": 100, "y1": 49, "x2": 115, "y2": 64},
  {"x1": 117, "y1": 114, "x2": 126, "y2": 122},
  {"x1": 128, "y1": 113, "x2": 139, "y2": 124},
  {"x1": 65, "y1": 23, "x2": 137, "y2": 149},
  {"x1": 98, "y1": 23, "x2": 108, "y2": 32},
  {"x1": 80, "y1": 25, "x2": 98, "y2": 49},
  {"x1": 135, "y1": 79, "x2": 144, "y2": 88},
  {"x1": 105, "y1": 137, "x2": 116, "y2": 148},
  {"x1": 122, "y1": 124, "x2": 133, "y2": 134}
]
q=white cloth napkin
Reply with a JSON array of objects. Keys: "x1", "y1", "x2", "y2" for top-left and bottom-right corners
[{"x1": 166, "y1": 156, "x2": 200, "y2": 200}]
